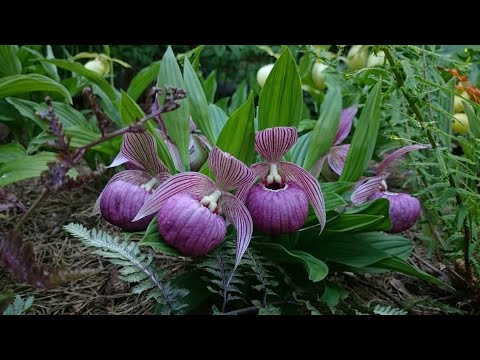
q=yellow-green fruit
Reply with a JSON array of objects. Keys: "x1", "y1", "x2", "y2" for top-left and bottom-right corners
[
  {"x1": 367, "y1": 51, "x2": 385, "y2": 67},
  {"x1": 257, "y1": 64, "x2": 275, "y2": 88},
  {"x1": 453, "y1": 113, "x2": 469, "y2": 134},
  {"x1": 312, "y1": 62, "x2": 328, "y2": 90},
  {"x1": 454, "y1": 91, "x2": 470, "y2": 113},
  {"x1": 347, "y1": 45, "x2": 369, "y2": 71},
  {"x1": 85, "y1": 57, "x2": 110, "y2": 77}
]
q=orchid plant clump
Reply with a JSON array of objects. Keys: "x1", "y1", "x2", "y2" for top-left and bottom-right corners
[{"x1": 351, "y1": 144, "x2": 428, "y2": 233}]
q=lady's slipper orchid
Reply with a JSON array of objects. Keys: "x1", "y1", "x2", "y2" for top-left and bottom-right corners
[
  {"x1": 133, "y1": 148, "x2": 254, "y2": 265},
  {"x1": 310, "y1": 105, "x2": 358, "y2": 179},
  {"x1": 94, "y1": 132, "x2": 170, "y2": 231},
  {"x1": 351, "y1": 144, "x2": 428, "y2": 233},
  {"x1": 237, "y1": 127, "x2": 326, "y2": 235}
]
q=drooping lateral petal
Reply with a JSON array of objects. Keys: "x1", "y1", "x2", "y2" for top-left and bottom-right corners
[
  {"x1": 92, "y1": 170, "x2": 152, "y2": 215},
  {"x1": 108, "y1": 150, "x2": 129, "y2": 168},
  {"x1": 220, "y1": 192, "x2": 253, "y2": 269},
  {"x1": 327, "y1": 144, "x2": 350, "y2": 176},
  {"x1": 255, "y1": 127, "x2": 298, "y2": 163},
  {"x1": 122, "y1": 132, "x2": 168, "y2": 176},
  {"x1": 208, "y1": 147, "x2": 254, "y2": 191},
  {"x1": 309, "y1": 155, "x2": 327, "y2": 178},
  {"x1": 280, "y1": 162, "x2": 326, "y2": 232},
  {"x1": 334, "y1": 105, "x2": 358, "y2": 145},
  {"x1": 350, "y1": 174, "x2": 389, "y2": 205},
  {"x1": 236, "y1": 162, "x2": 270, "y2": 203},
  {"x1": 132, "y1": 172, "x2": 217, "y2": 221},
  {"x1": 375, "y1": 144, "x2": 428, "y2": 175}
]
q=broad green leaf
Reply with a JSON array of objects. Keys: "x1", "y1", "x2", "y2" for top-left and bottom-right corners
[
  {"x1": 0, "y1": 151, "x2": 57, "y2": 186},
  {"x1": 257, "y1": 47, "x2": 303, "y2": 130},
  {"x1": 64, "y1": 126, "x2": 119, "y2": 155},
  {"x1": 120, "y1": 90, "x2": 175, "y2": 173},
  {"x1": 202, "y1": 71, "x2": 217, "y2": 103},
  {"x1": 325, "y1": 214, "x2": 388, "y2": 233},
  {"x1": 339, "y1": 197, "x2": 392, "y2": 232},
  {"x1": 0, "y1": 143, "x2": 27, "y2": 163},
  {"x1": 126, "y1": 61, "x2": 160, "y2": 102},
  {"x1": 258, "y1": 242, "x2": 328, "y2": 282},
  {"x1": 304, "y1": 86, "x2": 342, "y2": 170},
  {"x1": 321, "y1": 181, "x2": 354, "y2": 194},
  {"x1": 0, "y1": 99, "x2": 22, "y2": 122},
  {"x1": 229, "y1": 80, "x2": 247, "y2": 114},
  {"x1": 340, "y1": 81, "x2": 382, "y2": 182},
  {"x1": 183, "y1": 58, "x2": 215, "y2": 144},
  {"x1": 209, "y1": 104, "x2": 228, "y2": 141},
  {"x1": 320, "y1": 280, "x2": 348, "y2": 309},
  {"x1": 369, "y1": 256, "x2": 454, "y2": 290},
  {"x1": 291, "y1": 132, "x2": 311, "y2": 167},
  {"x1": 299, "y1": 232, "x2": 390, "y2": 268},
  {"x1": 91, "y1": 84, "x2": 121, "y2": 126},
  {"x1": 34, "y1": 101, "x2": 91, "y2": 129},
  {"x1": 21, "y1": 46, "x2": 60, "y2": 82},
  {"x1": 323, "y1": 192, "x2": 347, "y2": 212},
  {"x1": 216, "y1": 91, "x2": 255, "y2": 165},
  {"x1": 0, "y1": 74, "x2": 72, "y2": 104},
  {"x1": 158, "y1": 46, "x2": 191, "y2": 170},
  {"x1": 215, "y1": 97, "x2": 229, "y2": 113},
  {"x1": 45, "y1": 59, "x2": 118, "y2": 103},
  {"x1": 0, "y1": 46, "x2": 22, "y2": 77},
  {"x1": 360, "y1": 232, "x2": 413, "y2": 260}
]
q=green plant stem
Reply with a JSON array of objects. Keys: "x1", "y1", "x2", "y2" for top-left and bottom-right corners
[
  {"x1": 383, "y1": 46, "x2": 472, "y2": 284},
  {"x1": 14, "y1": 188, "x2": 48, "y2": 231}
]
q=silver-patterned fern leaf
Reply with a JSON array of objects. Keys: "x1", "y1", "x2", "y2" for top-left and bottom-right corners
[
  {"x1": 3, "y1": 295, "x2": 34, "y2": 315},
  {"x1": 373, "y1": 304, "x2": 408, "y2": 315},
  {"x1": 64, "y1": 223, "x2": 189, "y2": 315}
]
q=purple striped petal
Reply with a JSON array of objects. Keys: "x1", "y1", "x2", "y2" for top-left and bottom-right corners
[
  {"x1": 220, "y1": 192, "x2": 253, "y2": 269},
  {"x1": 351, "y1": 174, "x2": 388, "y2": 205},
  {"x1": 310, "y1": 155, "x2": 327, "y2": 178},
  {"x1": 255, "y1": 127, "x2": 298, "y2": 163},
  {"x1": 108, "y1": 151, "x2": 129, "y2": 168},
  {"x1": 122, "y1": 132, "x2": 168, "y2": 176},
  {"x1": 236, "y1": 163, "x2": 270, "y2": 203},
  {"x1": 280, "y1": 162, "x2": 326, "y2": 232},
  {"x1": 334, "y1": 105, "x2": 358, "y2": 145},
  {"x1": 208, "y1": 147, "x2": 254, "y2": 191},
  {"x1": 376, "y1": 144, "x2": 428, "y2": 175},
  {"x1": 327, "y1": 144, "x2": 350, "y2": 176},
  {"x1": 92, "y1": 170, "x2": 152, "y2": 215},
  {"x1": 133, "y1": 172, "x2": 217, "y2": 221}
]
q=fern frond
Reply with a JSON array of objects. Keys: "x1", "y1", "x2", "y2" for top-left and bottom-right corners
[
  {"x1": 3, "y1": 295, "x2": 34, "y2": 315},
  {"x1": 197, "y1": 240, "x2": 244, "y2": 313},
  {"x1": 373, "y1": 304, "x2": 407, "y2": 315},
  {"x1": 64, "y1": 223, "x2": 189, "y2": 315},
  {"x1": 243, "y1": 248, "x2": 279, "y2": 305}
]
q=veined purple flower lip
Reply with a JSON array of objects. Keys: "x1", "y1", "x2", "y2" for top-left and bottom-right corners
[
  {"x1": 238, "y1": 127, "x2": 326, "y2": 235},
  {"x1": 94, "y1": 131, "x2": 170, "y2": 231}
]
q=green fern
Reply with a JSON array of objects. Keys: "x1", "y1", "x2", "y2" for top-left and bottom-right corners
[
  {"x1": 64, "y1": 223, "x2": 189, "y2": 315},
  {"x1": 197, "y1": 240, "x2": 245, "y2": 313},
  {"x1": 3, "y1": 295, "x2": 34, "y2": 315},
  {"x1": 373, "y1": 304, "x2": 408, "y2": 315},
  {"x1": 242, "y1": 248, "x2": 279, "y2": 306}
]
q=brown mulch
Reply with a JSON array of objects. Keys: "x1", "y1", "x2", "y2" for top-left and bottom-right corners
[{"x1": 1, "y1": 177, "x2": 479, "y2": 315}]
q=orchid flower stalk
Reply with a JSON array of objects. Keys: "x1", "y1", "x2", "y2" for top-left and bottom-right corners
[
  {"x1": 310, "y1": 105, "x2": 358, "y2": 179},
  {"x1": 237, "y1": 127, "x2": 326, "y2": 235},
  {"x1": 351, "y1": 144, "x2": 428, "y2": 233},
  {"x1": 133, "y1": 148, "x2": 254, "y2": 267},
  {"x1": 94, "y1": 131, "x2": 170, "y2": 231}
]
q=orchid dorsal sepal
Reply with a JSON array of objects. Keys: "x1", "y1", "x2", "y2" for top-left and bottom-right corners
[
  {"x1": 208, "y1": 147, "x2": 255, "y2": 191},
  {"x1": 122, "y1": 131, "x2": 168, "y2": 176},
  {"x1": 255, "y1": 126, "x2": 298, "y2": 163},
  {"x1": 351, "y1": 174, "x2": 389, "y2": 205},
  {"x1": 334, "y1": 105, "x2": 358, "y2": 146}
]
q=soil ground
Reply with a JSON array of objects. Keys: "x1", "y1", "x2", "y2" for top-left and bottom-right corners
[{"x1": 1, "y1": 178, "x2": 479, "y2": 315}]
